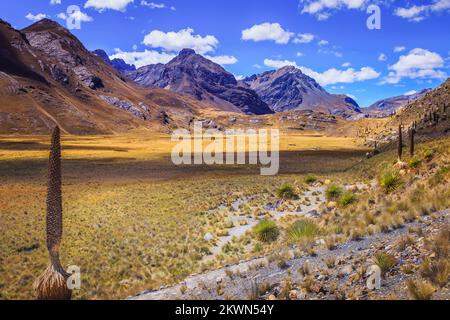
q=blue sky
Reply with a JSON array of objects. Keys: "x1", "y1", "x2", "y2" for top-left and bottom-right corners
[{"x1": 1, "y1": 0, "x2": 449, "y2": 107}]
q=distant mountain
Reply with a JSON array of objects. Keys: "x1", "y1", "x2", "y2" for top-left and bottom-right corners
[
  {"x1": 240, "y1": 66, "x2": 361, "y2": 118},
  {"x1": 127, "y1": 49, "x2": 274, "y2": 115},
  {"x1": 0, "y1": 19, "x2": 217, "y2": 134},
  {"x1": 92, "y1": 49, "x2": 136, "y2": 74},
  {"x1": 364, "y1": 89, "x2": 432, "y2": 117}
]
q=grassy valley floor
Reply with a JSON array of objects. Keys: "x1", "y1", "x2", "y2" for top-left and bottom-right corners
[{"x1": 0, "y1": 133, "x2": 448, "y2": 300}]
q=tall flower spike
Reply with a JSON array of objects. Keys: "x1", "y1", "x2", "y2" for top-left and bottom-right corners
[{"x1": 34, "y1": 126, "x2": 72, "y2": 300}]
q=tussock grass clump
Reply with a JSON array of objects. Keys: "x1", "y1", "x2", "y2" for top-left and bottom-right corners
[
  {"x1": 408, "y1": 157, "x2": 422, "y2": 169},
  {"x1": 287, "y1": 219, "x2": 319, "y2": 243},
  {"x1": 421, "y1": 228, "x2": 449, "y2": 287},
  {"x1": 421, "y1": 258, "x2": 449, "y2": 288},
  {"x1": 277, "y1": 183, "x2": 297, "y2": 200},
  {"x1": 407, "y1": 279, "x2": 435, "y2": 300},
  {"x1": 428, "y1": 166, "x2": 449, "y2": 187},
  {"x1": 339, "y1": 192, "x2": 356, "y2": 207},
  {"x1": 325, "y1": 185, "x2": 343, "y2": 201},
  {"x1": 373, "y1": 252, "x2": 396, "y2": 275},
  {"x1": 379, "y1": 170, "x2": 401, "y2": 193},
  {"x1": 423, "y1": 149, "x2": 434, "y2": 161},
  {"x1": 254, "y1": 220, "x2": 280, "y2": 243},
  {"x1": 304, "y1": 175, "x2": 317, "y2": 185}
]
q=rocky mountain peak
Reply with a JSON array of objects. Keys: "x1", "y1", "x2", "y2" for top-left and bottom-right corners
[
  {"x1": 242, "y1": 67, "x2": 360, "y2": 117},
  {"x1": 128, "y1": 49, "x2": 273, "y2": 115},
  {"x1": 178, "y1": 48, "x2": 197, "y2": 58}
]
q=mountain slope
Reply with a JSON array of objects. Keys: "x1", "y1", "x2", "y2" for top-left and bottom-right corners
[
  {"x1": 127, "y1": 49, "x2": 274, "y2": 115},
  {"x1": 364, "y1": 89, "x2": 432, "y2": 118},
  {"x1": 389, "y1": 79, "x2": 449, "y2": 136},
  {"x1": 241, "y1": 66, "x2": 361, "y2": 118},
  {"x1": 0, "y1": 19, "x2": 219, "y2": 134}
]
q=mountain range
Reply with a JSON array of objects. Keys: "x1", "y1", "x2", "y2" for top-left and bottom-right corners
[
  {"x1": 364, "y1": 89, "x2": 432, "y2": 117},
  {"x1": 0, "y1": 18, "x2": 219, "y2": 134},
  {"x1": 0, "y1": 18, "x2": 443, "y2": 135},
  {"x1": 127, "y1": 48, "x2": 273, "y2": 115}
]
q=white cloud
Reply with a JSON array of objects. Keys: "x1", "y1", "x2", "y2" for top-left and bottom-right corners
[
  {"x1": 293, "y1": 33, "x2": 315, "y2": 44},
  {"x1": 394, "y1": 0, "x2": 450, "y2": 22},
  {"x1": 241, "y1": 23, "x2": 294, "y2": 44},
  {"x1": 143, "y1": 28, "x2": 218, "y2": 54},
  {"x1": 140, "y1": 1, "x2": 173, "y2": 9},
  {"x1": 25, "y1": 13, "x2": 48, "y2": 22},
  {"x1": 404, "y1": 90, "x2": 417, "y2": 96},
  {"x1": 383, "y1": 48, "x2": 447, "y2": 84},
  {"x1": 264, "y1": 59, "x2": 299, "y2": 69},
  {"x1": 84, "y1": 0, "x2": 134, "y2": 12},
  {"x1": 301, "y1": 0, "x2": 369, "y2": 20},
  {"x1": 318, "y1": 39, "x2": 329, "y2": 46},
  {"x1": 394, "y1": 46, "x2": 406, "y2": 53},
  {"x1": 263, "y1": 59, "x2": 380, "y2": 86},
  {"x1": 378, "y1": 53, "x2": 387, "y2": 61},
  {"x1": 394, "y1": 5, "x2": 427, "y2": 21},
  {"x1": 50, "y1": 0, "x2": 62, "y2": 4},
  {"x1": 57, "y1": 9, "x2": 93, "y2": 24},
  {"x1": 319, "y1": 48, "x2": 343, "y2": 57},
  {"x1": 141, "y1": 1, "x2": 164, "y2": 9},
  {"x1": 297, "y1": 52, "x2": 304, "y2": 57},
  {"x1": 204, "y1": 55, "x2": 238, "y2": 65},
  {"x1": 110, "y1": 49, "x2": 175, "y2": 68},
  {"x1": 342, "y1": 62, "x2": 351, "y2": 67}
]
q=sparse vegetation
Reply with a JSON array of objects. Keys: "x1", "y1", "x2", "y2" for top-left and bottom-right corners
[
  {"x1": 287, "y1": 219, "x2": 319, "y2": 243},
  {"x1": 277, "y1": 183, "x2": 297, "y2": 200},
  {"x1": 408, "y1": 157, "x2": 421, "y2": 169},
  {"x1": 380, "y1": 170, "x2": 401, "y2": 193},
  {"x1": 254, "y1": 220, "x2": 280, "y2": 243},
  {"x1": 304, "y1": 175, "x2": 317, "y2": 185},
  {"x1": 407, "y1": 280, "x2": 435, "y2": 300},
  {"x1": 339, "y1": 192, "x2": 356, "y2": 207},
  {"x1": 325, "y1": 185, "x2": 343, "y2": 201},
  {"x1": 373, "y1": 252, "x2": 396, "y2": 275}
]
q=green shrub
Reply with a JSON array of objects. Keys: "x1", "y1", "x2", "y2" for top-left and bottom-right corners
[
  {"x1": 304, "y1": 175, "x2": 317, "y2": 185},
  {"x1": 423, "y1": 149, "x2": 434, "y2": 161},
  {"x1": 339, "y1": 192, "x2": 356, "y2": 207},
  {"x1": 373, "y1": 252, "x2": 396, "y2": 275},
  {"x1": 254, "y1": 220, "x2": 280, "y2": 243},
  {"x1": 288, "y1": 219, "x2": 319, "y2": 242},
  {"x1": 325, "y1": 185, "x2": 343, "y2": 200},
  {"x1": 408, "y1": 157, "x2": 422, "y2": 169},
  {"x1": 380, "y1": 171, "x2": 401, "y2": 193},
  {"x1": 277, "y1": 183, "x2": 297, "y2": 200}
]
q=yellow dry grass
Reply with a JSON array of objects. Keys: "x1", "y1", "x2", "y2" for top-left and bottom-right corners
[{"x1": 0, "y1": 132, "x2": 368, "y2": 299}]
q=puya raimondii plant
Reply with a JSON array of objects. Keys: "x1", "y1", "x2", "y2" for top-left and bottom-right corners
[{"x1": 33, "y1": 126, "x2": 72, "y2": 300}]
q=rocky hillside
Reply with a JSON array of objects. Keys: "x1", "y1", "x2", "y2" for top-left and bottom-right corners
[
  {"x1": 240, "y1": 66, "x2": 361, "y2": 118},
  {"x1": 127, "y1": 49, "x2": 274, "y2": 115},
  {"x1": 0, "y1": 19, "x2": 220, "y2": 134},
  {"x1": 364, "y1": 89, "x2": 432, "y2": 118}
]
